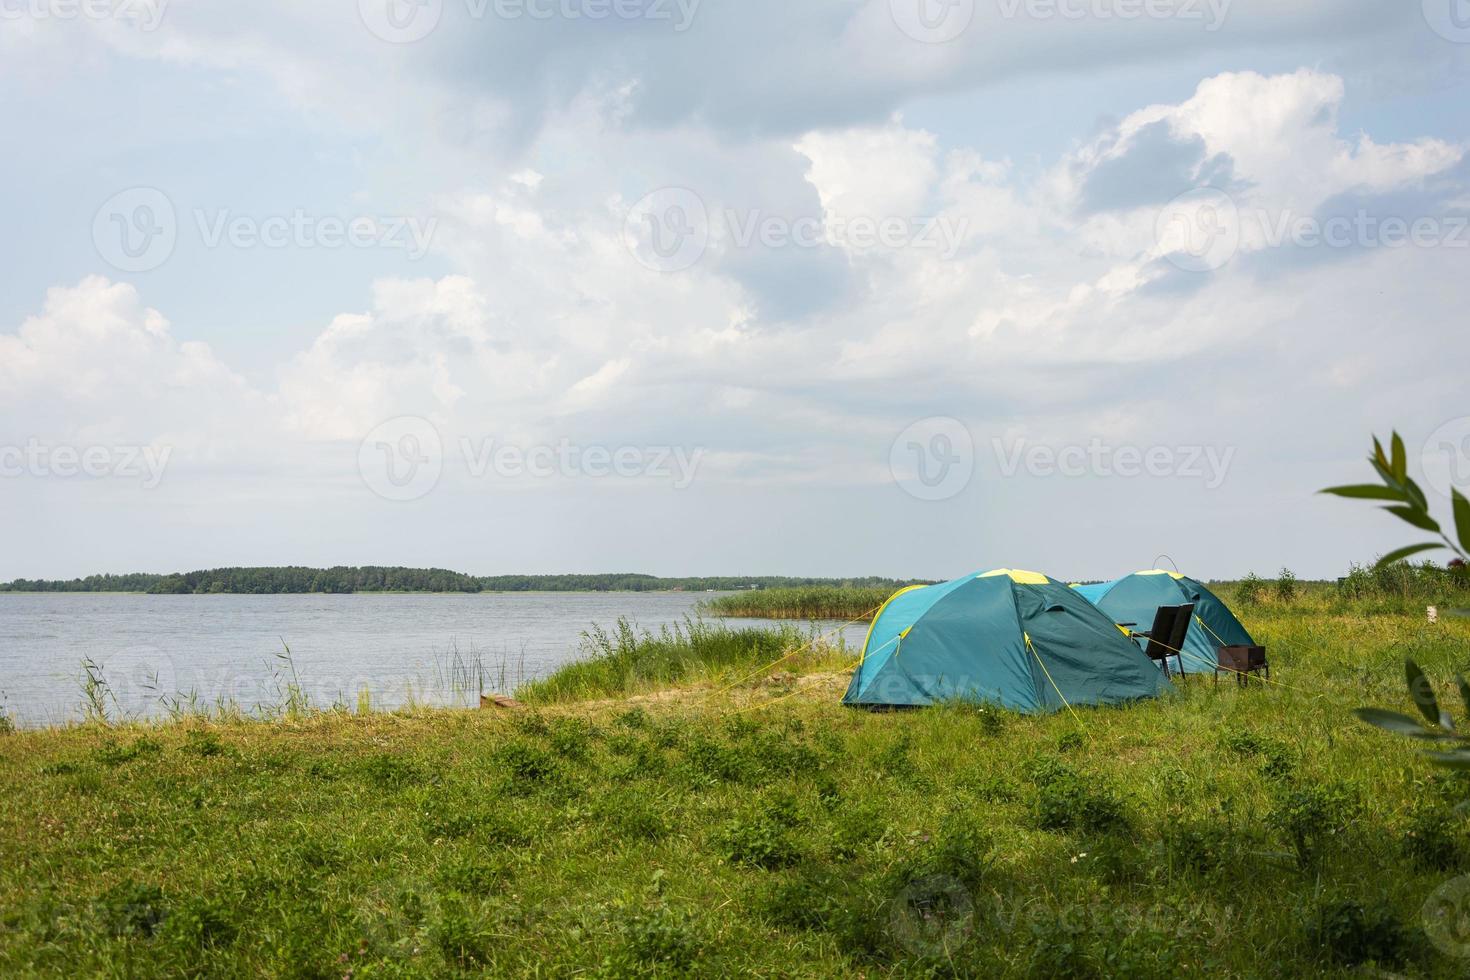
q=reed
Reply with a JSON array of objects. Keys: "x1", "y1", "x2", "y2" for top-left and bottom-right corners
[{"x1": 700, "y1": 585, "x2": 898, "y2": 621}]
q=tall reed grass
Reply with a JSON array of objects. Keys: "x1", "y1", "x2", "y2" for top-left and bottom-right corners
[
  {"x1": 700, "y1": 586, "x2": 899, "y2": 621},
  {"x1": 516, "y1": 617, "x2": 851, "y2": 704}
]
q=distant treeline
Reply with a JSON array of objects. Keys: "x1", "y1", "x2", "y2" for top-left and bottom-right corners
[{"x1": 0, "y1": 568, "x2": 921, "y2": 596}]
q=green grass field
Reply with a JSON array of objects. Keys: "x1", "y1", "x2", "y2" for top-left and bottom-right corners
[{"x1": 4, "y1": 601, "x2": 1470, "y2": 976}]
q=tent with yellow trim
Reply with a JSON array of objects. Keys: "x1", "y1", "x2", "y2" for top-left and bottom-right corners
[
  {"x1": 842, "y1": 569, "x2": 1173, "y2": 711},
  {"x1": 1072, "y1": 570, "x2": 1255, "y2": 676}
]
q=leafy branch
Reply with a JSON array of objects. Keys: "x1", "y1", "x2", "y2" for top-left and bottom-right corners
[
  {"x1": 1320, "y1": 431, "x2": 1470, "y2": 567},
  {"x1": 1355, "y1": 660, "x2": 1470, "y2": 770}
]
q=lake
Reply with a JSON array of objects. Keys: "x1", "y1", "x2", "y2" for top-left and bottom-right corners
[{"x1": 0, "y1": 592, "x2": 869, "y2": 726}]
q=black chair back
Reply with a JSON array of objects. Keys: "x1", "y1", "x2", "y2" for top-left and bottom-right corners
[{"x1": 1140, "y1": 603, "x2": 1195, "y2": 674}]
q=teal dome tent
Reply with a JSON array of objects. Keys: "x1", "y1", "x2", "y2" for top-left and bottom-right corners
[
  {"x1": 842, "y1": 569, "x2": 1173, "y2": 711},
  {"x1": 1072, "y1": 570, "x2": 1255, "y2": 676}
]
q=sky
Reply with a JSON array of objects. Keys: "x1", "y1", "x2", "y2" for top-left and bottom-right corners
[{"x1": 3, "y1": 0, "x2": 1470, "y2": 583}]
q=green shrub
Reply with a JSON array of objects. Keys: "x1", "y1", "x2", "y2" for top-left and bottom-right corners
[
  {"x1": 436, "y1": 854, "x2": 505, "y2": 895},
  {"x1": 162, "y1": 896, "x2": 235, "y2": 951},
  {"x1": 597, "y1": 792, "x2": 671, "y2": 843},
  {"x1": 1235, "y1": 573, "x2": 1266, "y2": 607},
  {"x1": 1276, "y1": 567, "x2": 1298, "y2": 602},
  {"x1": 94, "y1": 737, "x2": 163, "y2": 767},
  {"x1": 182, "y1": 731, "x2": 225, "y2": 757},
  {"x1": 493, "y1": 739, "x2": 559, "y2": 787},
  {"x1": 1028, "y1": 759, "x2": 1128, "y2": 834},
  {"x1": 94, "y1": 882, "x2": 169, "y2": 939},
  {"x1": 358, "y1": 753, "x2": 422, "y2": 789},
  {"x1": 1401, "y1": 805, "x2": 1463, "y2": 870},
  {"x1": 1271, "y1": 783, "x2": 1359, "y2": 866},
  {"x1": 431, "y1": 894, "x2": 492, "y2": 968},
  {"x1": 1305, "y1": 897, "x2": 1408, "y2": 967},
  {"x1": 605, "y1": 904, "x2": 701, "y2": 976},
  {"x1": 717, "y1": 813, "x2": 803, "y2": 869},
  {"x1": 548, "y1": 717, "x2": 595, "y2": 760}
]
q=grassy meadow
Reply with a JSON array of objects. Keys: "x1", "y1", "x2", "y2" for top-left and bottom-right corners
[{"x1": 4, "y1": 589, "x2": 1470, "y2": 975}]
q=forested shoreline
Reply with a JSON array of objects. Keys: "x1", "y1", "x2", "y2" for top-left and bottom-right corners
[{"x1": 0, "y1": 568, "x2": 916, "y2": 595}]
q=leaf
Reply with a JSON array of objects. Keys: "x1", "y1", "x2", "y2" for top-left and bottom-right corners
[
  {"x1": 1425, "y1": 750, "x2": 1470, "y2": 770},
  {"x1": 1373, "y1": 436, "x2": 1389, "y2": 471},
  {"x1": 1375, "y1": 543, "x2": 1446, "y2": 567},
  {"x1": 1384, "y1": 505, "x2": 1442, "y2": 533},
  {"x1": 1391, "y1": 432, "x2": 1408, "y2": 482},
  {"x1": 1370, "y1": 457, "x2": 1398, "y2": 488},
  {"x1": 1407, "y1": 660, "x2": 1442, "y2": 726},
  {"x1": 1320, "y1": 484, "x2": 1407, "y2": 501},
  {"x1": 1353, "y1": 708, "x2": 1439, "y2": 738},
  {"x1": 1454, "y1": 488, "x2": 1470, "y2": 558},
  {"x1": 1404, "y1": 475, "x2": 1431, "y2": 513}
]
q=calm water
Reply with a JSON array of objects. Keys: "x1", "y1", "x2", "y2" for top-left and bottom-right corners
[{"x1": 0, "y1": 593, "x2": 867, "y2": 726}]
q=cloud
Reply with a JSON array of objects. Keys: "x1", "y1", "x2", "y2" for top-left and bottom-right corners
[{"x1": 4, "y1": 63, "x2": 1468, "y2": 577}]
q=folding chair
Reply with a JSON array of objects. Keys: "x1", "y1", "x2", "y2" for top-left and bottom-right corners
[{"x1": 1128, "y1": 603, "x2": 1195, "y2": 677}]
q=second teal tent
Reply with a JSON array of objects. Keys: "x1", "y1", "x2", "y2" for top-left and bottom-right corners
[{"x1": 1072, "y1": 570, "x2": 1255, "y2": 675}]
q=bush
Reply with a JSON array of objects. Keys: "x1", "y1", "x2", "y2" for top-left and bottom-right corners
[
  {"x1": 1305, "y1": 897, "x2": 1408, "y2": 967},
  {"x1": 1235, "y1": 573, "x2": 1267, "y2": 607},
  {"x1": 1276, "y1": 567, "x2": 1298, "y2": 602},
  {"x1": 917, "y1": 811, "x2": 992, "y2": 888},
  {"x1": 1028, "y1": 758, "x2": 1128, "y2": 834},
  {"x1": 358, "y1": 753, "x2": 422, "y2": 789},
  {"x1": 431, "y1": 894, "x2": 492, "y2": 969},
  {"x1": 493, "y1": 739, "x2": 559, "y2": 788},
  {"x1": 162, "y1": 896, "x2": 235, "y2": 951},
  {"x1": 1401, "y1": 805, "x2": 1463, "y2": 870},
  {"x1": 94, "y1": 882, "x2": 169, "y2": 939},
  {"x1": 717, "y1": 813, "x2": 803, "y2": 869},
  {"x1": 1271, "y1": 783, "x2": 1359, "y2": 866},
  {"x1": 605, "y1": 904, "x2": 701, "y2": 976}
]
